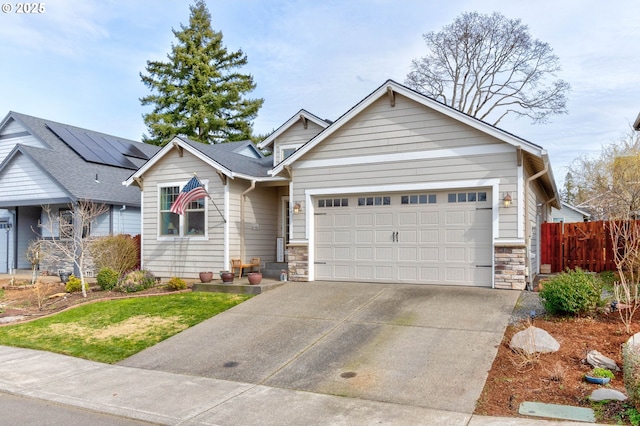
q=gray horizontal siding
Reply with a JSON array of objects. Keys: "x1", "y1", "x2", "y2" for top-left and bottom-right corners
[
  {"x1": 274, "y1": 120, "x2": 325, "y2": 164},
  {"x1": 0, "y1": 152, "x2": 68, "y2": 202}
]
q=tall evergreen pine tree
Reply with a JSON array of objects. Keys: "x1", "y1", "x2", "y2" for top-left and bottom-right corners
[{"x1": 140, "y1": 0, "x2": 263, "y2": 146}]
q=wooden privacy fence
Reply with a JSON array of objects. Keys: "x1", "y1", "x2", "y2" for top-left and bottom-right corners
[{"x1": 541, "y1": 220, "x2": 617, "y2": 273}]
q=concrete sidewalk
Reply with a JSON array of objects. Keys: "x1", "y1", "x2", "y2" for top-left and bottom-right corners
[{"x1": 0, "y1": 345, "x2": 594, "y2": 425}]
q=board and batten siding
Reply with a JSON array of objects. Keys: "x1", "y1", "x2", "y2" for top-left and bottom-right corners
[
  {"x1": 289, "y1": 94, "x2": 519, "y2": 241},
  {"x1": 0, "y1": 152, "x2": 68, "y2": 203},
  {"x1": 140, "y1": 149, "x2": 226, "y2": 278},
  {"x1": 273, "y1": 120, "x2": 325, "y2": 164}
]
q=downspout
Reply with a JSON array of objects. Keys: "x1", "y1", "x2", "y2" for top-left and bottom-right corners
[
  {"x1": 524, "y1": 152, "x2": 549, "y2": 290},
  {"x1": 240, "y1": 180, "x2": 256, "y2": 261}
]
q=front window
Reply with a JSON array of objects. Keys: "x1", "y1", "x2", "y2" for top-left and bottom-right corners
[
  {"x1": 160, "y1": 184, "x2": 207, "y2": 237},
  {"x1": 282, "y1": 148, "x2": 296, "y2": 160},
  {"x1": 58, "y1": 209, "x2": 90, "y2": 239}
]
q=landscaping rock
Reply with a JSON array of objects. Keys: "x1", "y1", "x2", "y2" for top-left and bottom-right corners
[
  {"x1": 510, "y1": 326, "x2": 560, "y2": 354},
  {"x1": 590, "y1": 388, "x2": 628, "y2": 401},
  {"x1": 627, "y1": 332, "x2": 640, "y2": 349},
  {"x1": 587, "y1": 350, "x2": 620, "y2": 371}
]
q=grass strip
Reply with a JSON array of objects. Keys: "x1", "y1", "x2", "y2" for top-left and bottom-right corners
[{"x1": 0, "y1": 292, "x2": 251, "y2": 364}]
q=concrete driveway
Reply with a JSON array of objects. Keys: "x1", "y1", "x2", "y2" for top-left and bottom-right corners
[{"x1": 119, "y1": 281, "x2": 519, "y2": 414}]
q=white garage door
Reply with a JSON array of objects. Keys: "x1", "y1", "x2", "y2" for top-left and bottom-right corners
[{"x1": 315, "y1": 189, "x2": 492, "y2": 286}]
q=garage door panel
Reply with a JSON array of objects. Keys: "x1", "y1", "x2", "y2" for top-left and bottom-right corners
[
  {"x1": 445, "y1": 229, "x2": 466, "y2": 243},
  {"x1": 355, "y1": 247, "x2": 372, "y2": 261},
  {"x1": 375, "y1": 213, "x2": 393, "y2": 226},
  {"x1": 316, "y1": 247, "x2": 333, "y2": 261},
  {"x1": 334, "y1": 265, "x2": 352, "y2": 278},
  {"x1": 420, "y1": 211, "x2": 439, "y2": 224},
  {"x1": 420, "y1": 247, "x2": 439, "y2": 261},
  {"x1": 398, "y1": 230, "x2": 417, "y2": 243},
  {"x1": 373, "y1": 265, "x2": 393, "y2": 280},
  {"x1": 398, "y1": 247, "x2": 418, "y2": 261},
  {"x1": 398, "y1": 267, "x2": 418, "y2": 280},
  {"x1": 445, "y1": 247, "x2": 466, "y2": 262},
  {"x1": 375, "y1": 246, "x2": 393, "y2": 261},
  {"x1": 420, "y1": 267, "x2": 440, "y2": 281},
  {"x1": 375, "y1": 230, "x2": 393, "y2": 243},
  {"x1": 355, "y1": 265, "x2": 373, "y2": 280},
  {"x1": 445, "y1": 210, "x2": 466, "y2": 225},
  {"x1": 397, "y1": 212, "x2": 418, "y2": 226},
  {"x1": 445, "y1": 267, "x2": 466, "y2": 283},
  {"x1": 335, "y1": 247, "x2": 350, "y2": 260},
  {"x1": 356, "y1": 230, "x2": 374, "y2": 243},
  {"x1": 334, "y1": 230, "x2": 351, "y2": 243},
  {"x1": 333, "y1": 214, "x2": 351, "y2": 227},
  {"x1": 356, "y1": 213, "x2": 374, "y2": 226},
  {"x1": 420, "y1": 229, "x2": 439, "y2": 243}
]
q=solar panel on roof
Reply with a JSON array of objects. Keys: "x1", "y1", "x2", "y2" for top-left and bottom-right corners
[{"x1": 46, "y1": 123, "x2": 140, "y2": 169}]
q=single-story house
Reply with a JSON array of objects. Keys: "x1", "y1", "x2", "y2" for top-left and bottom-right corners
[
  {"x1": 125, "y1": 79, "x2": 560, "y2": 290},
  {"x1": 550, "y1": 202, "x2": 590, "y2": 223},
  {"x1": 0, "y1": 112, "x2": 160, "y2": 274}
]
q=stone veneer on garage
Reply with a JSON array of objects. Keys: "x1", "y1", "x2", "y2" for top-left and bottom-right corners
[
  {"x1": 287, "y1": 244, "x2": 309, "y2": 282},
  {"x1": 494, "y1": 246, "x2": 527, "y2": 290}
]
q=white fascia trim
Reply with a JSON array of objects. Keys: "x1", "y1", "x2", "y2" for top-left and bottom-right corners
[
  {"x1": 223, "y1": 181, "x2": 230, "y2": 270},
  {"x1": 230, "y1": 172, "x2": 287, "y2": 183},
  {"x1": 296, "y1": 144, "x2": 514, "y2": 170},
  {"x1": 517, "y1": 163, "x2": 525, "y2": 239},
  {"x1": 124, "y1": 138, "x2": 232, "y2": 186},
  {"x1": 304, "y1": 178, "x2": 501, "y2": 282},
  {"x1": 304, "y1": 179, "x2": 500, "y2": 197},
  {"x1": 258, "y1": 110, "x2": 328, "y2": 149},
  {"x1": 494, "y1": 238, "x2": 526, "y2": 245}
]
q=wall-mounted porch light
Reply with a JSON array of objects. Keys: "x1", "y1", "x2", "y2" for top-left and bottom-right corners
[
  {"x1": 293, "y1": 202, "x2": 301, "y2": 214},
  {"x1": 503, "y1": 193, "x2": 512, "y2": 208}
]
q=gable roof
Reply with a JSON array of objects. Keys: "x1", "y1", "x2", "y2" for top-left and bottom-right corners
[
  {"x1": 557, "y1": 202, "x2": 591, "y2": 218},
  {"x1": 0, "y1": 112, "x2": 160, "y2": 206},
  {"x1": 257, "y1": 109, "x2": 330, "y2": 150},
  {"x1": 270, "y1": 79, "x2": 560, "y2": 207},
  {"x1": 125, "y1": 136, "x2": 285, "y2": 186}
]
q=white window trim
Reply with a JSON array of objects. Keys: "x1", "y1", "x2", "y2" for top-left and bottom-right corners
[
  {"x1": 157, "y1": 180, "x2": 209, "y2": 241},
  {"x1": 280, "y1": 144, "x2": 303, "y2": 163}
]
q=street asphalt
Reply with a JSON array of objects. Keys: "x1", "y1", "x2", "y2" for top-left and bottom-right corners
[{"x1": 0, "y1": 280, "x2": 605, "y2": 425}]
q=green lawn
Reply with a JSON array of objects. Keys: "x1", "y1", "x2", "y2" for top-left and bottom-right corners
[{"x1": 0, "y1": 292, "x2": 252, "y2": 364}]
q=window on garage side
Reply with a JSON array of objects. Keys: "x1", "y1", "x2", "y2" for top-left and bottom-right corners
[
  {"x1": 318, "y1": 198, "x2": 349, "y2": 208},
  {"x1": 401, "y1": 194, "x2": 437, "y2": 204},
  {"x1": 448, "y1": 191, "x2": 488, "y2": 203},
  {"x1": 357, "y1": 196, "x2": 390, "y2": 206}
]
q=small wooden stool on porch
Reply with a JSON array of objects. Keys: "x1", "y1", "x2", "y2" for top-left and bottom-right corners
[{"x1": 231, "y1": 258, "x2": 261, "y2": 277}]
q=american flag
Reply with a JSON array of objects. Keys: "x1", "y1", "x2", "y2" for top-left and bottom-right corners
[{"x1": 170, "y1": 176, "x2": 209, "y2": 215}]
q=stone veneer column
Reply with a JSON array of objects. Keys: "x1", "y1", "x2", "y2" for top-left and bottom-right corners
[
  {"x1": 494, "y1": 245, "x2": 527, "y2": 290},
  {"x1": 287, "y1": 243, "x2": 309, "y2": 282}
]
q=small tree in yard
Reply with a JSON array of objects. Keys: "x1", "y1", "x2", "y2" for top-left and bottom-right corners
[
  {"x1": 609, "y1": 218, "x2": 640, "y2": 334},
  {"x1": 25, "y1": 239, "x2": 43, "y2": 285},
  {"x1": 39, "y1": 201, "x2": 109, "y2": 298},
  {"x1": 90, "y1": 235, "x2": 139, "y2": 277}
]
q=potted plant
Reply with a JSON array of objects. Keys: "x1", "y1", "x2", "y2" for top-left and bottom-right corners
[
  {"x1": 585, "y1": 367, "x2": 614, "y2": 384},
  {"x1": 199, "y1": 271, "x2": 213, "y2": 283},
  {"x1": 247, "y1": 272, "x2": 262, "y2": 285},
  {"x1": 220, "y1": 270, "x2": 234, "y2": 283}
]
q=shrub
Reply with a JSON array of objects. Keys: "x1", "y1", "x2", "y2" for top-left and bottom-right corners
[
  {"x1": 90, "y1": 235, "x2": 139, "y2": 276},
  {"x1": 116, "y1": 269, "x2": 155, "y2": 293},
  {"x1": 539, "y1": 268, "x2": 603, "y2": 315},
  {"x1": 166, "y1": 277, "x2": 187, "y2": 291},
  {"x1": 624, "y1": 341, "x2": 640, "y2": 410},
  {"x1": 65, "y1": 275, "x2": 85, "y2": 293},
  {"x1": 96, "y1": 267, "x2": 119, "y2": 291}
]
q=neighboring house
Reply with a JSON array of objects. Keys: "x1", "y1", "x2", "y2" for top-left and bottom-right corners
[
  {"x1": 0, "y1": 112, "x2": 160, "y2": 274},
  {"x1": 550, "y1": 202, "x2": 590, "y2": 223},
  {"x1": 126, "y1": 79, "x2": 560, "y2": 290}
]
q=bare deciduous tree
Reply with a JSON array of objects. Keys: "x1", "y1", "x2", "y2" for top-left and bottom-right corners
[
  {"x1": 405, "y1": 11, "x2": 570, "y2": 126},
  {"x1": 609, "y1": 219, "x2": 640, "y2": 334},
  {"x1": 568, "y1": 129, "x2": 640, "y2": 220},
  {"x1": 39, "y1": 201, "x2": 109, "y2": 297}
]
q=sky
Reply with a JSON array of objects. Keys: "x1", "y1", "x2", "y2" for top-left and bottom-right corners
[{"x1": 1, "y1": 0, "x2": 639, "y2": 187}]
